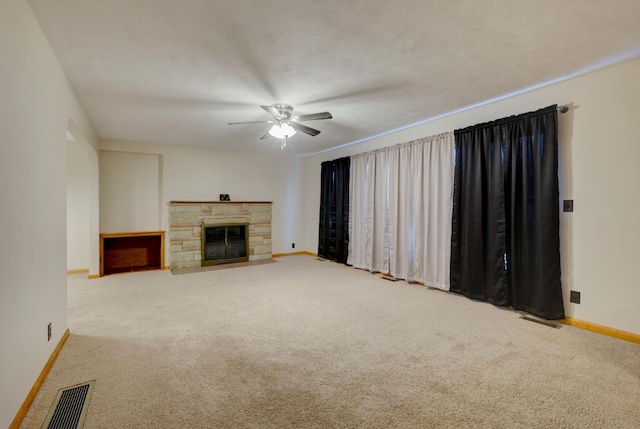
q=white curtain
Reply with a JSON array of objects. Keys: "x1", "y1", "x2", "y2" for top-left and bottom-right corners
[
  {"x1": 348, "y1": 151, "x2": 375, "y2": 269},
  {"x1": 348, "y1": 149, "x2": 390, "y2": 272},
  {"x1": 371, "y1": 149, "x2": 390, "y2": 273},
  {"x1": 348, "y1": 132, "x2": 454, "y2": 290}
]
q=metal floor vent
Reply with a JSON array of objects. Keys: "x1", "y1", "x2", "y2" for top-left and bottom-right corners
[
  {"x1": 381, "y1": 275, "x2": 398, "y2": 282},
  {"x1": 42, "y1": 381, "x2": 95, "y2": 429},
  {"x1": 520, "y1": 315, "x2": 561, "y2": 329}
]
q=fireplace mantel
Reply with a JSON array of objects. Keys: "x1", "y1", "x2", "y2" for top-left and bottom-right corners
[
  {"x1": 169, "y1": 201, "x2": 272, "y2": 205},
  {"x1": 168, "y1": 201, "x2": 272, "y2": 270}
]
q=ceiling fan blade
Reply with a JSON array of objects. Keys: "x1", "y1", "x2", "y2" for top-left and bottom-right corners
[
  {"x1": 228, "y1": 120, "x2": 274, "y2": 125},
  {"x1": 291, "y1": 122, "x2": 321, "y2": 136},
  {"x1": 259, "y1": 130, "x2": 271, "y2": 140},
  {"x1": 295, "y1": 112, "x2": 333, "y2": 121},
  {"x1": 261, "y1": 105, "x2": 283, "y2": 119}
]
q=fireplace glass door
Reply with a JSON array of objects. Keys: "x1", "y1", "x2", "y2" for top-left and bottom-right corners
[{"x1": 202, "y1": 224, "x2": 248, "y2": 266}]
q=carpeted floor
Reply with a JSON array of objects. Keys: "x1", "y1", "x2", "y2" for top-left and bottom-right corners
[{"x1": 21, "y1": 255, "x2": 640, "y2": 428}]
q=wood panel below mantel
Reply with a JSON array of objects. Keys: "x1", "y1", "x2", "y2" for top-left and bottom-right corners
[{"x1": 100, "y1": 231, "x2": 165, "y2": 276}]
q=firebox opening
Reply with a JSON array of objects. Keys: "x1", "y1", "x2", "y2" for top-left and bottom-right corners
[{"x1": 201, "y1": 223, "x2": 249, "y2": 266}]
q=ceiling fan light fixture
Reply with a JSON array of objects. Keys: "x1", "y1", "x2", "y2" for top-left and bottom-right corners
[
  {"x1": 228, "y1": 104, "x2": 329, "y2": 146},
  {"x1": 268, "y1": 123, "x2": 297, "y2": 139}
]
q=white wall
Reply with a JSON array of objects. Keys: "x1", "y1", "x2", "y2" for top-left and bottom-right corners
[
  {"x1": 67, "y1": 118, "x2": 100, "y2": 277},
  {"x1": 99, "y1": 140, "x2": 305, "y2": 260},
  {"x1": 0, "y1": 1, "x2": 97, "y2": 427},
  {"x1": 67, "y1": 139, "x2": 90, "y2": 270},
  {"x1": 99, "y1": 151, "x2": 162, "y2": 233},
  {"x1": 303, "y1": 57, "x2": 640, "y2": 336}
]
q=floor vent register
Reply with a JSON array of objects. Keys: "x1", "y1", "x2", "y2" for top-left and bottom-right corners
[{"x1": 42, "y1": 381, "x2": 95, "y2": 429}]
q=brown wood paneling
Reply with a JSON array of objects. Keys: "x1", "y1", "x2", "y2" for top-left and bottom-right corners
[{"x1": 100, "y1": 231, "x2": 164, "y2": 276}]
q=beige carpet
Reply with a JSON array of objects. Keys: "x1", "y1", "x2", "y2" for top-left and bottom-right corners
[{"x1": 21, "y1": 255, "x2": 640, "y2": 428}]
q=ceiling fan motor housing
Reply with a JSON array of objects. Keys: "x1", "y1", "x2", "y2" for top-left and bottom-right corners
[{"x1": 273, "y1": 103, "x2": 294, "y2": 120}]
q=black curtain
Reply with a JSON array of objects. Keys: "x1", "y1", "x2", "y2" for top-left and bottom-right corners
[
  {"x1": 450, "y1": 105, "x2": 564, "y2": 319},
  {"x1": 318, "y1": 157, "x2": 350, "y2": 263}
]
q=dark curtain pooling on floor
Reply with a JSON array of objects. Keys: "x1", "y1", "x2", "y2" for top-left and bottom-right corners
[
  {"x1": 318, "y1": 157, "x2": 350, "y2": 263},
  {"x1": 450, "y1": 105, "x2": 564, "y2": 319}
]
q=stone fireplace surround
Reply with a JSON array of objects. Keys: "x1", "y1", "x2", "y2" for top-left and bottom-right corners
[{"x1": 169, "y1": 201, "x2": 272, "y2": 269}]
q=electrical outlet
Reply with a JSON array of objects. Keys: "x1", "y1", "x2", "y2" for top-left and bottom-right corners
[
  {"x1": 292, "y1": 243, "x2": 295, "y2": 249},
  {"x1": 569, "y1": 290, "x2": 581, "y2": 304},
  {"x1": 563, "y1": 200, "x2": 574, "y2": 212},
  {"x1": 48, "y1": 323, "x2": 52, "y2": 341}
]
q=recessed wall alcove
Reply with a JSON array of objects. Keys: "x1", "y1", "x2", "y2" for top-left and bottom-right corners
[{"x1": 169, "y1": 201, "x2": 272, "y2": 270}]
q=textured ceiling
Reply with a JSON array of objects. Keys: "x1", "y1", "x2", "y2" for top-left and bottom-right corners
[{"x1": 26, "y1": 0, "x2": 640, "y2": 156}]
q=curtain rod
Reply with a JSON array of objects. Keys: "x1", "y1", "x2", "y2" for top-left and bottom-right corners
[{"x1": 558, "y1": 105, "x2": 569, "y2": 113}]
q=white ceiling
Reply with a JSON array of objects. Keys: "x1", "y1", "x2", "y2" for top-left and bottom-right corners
[{"x1": 26, "y1": 0, "x2": 640, "y2": 156}]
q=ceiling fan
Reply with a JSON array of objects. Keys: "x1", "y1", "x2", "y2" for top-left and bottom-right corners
[{"x1": 228, "y1": 104, "x2": 332, "y2": 149}]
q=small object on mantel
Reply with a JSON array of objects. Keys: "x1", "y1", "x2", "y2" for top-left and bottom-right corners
[{"x1": 219, "y1": 194, "x2": 230, "y2": 201}]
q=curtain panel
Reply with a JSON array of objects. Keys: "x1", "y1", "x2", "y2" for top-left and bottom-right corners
[
  {"x1": 348, "y1": 151, "x2": 385, "y2": 271},
  {"x1": 450, "y1": 105, "x2": 564, "y2": 319},
  {"x1": 318, "y1": 157, "x2": 350, "y2": 263},
  {"x1": 348, "y1": 132, "x2": 455, "y2": 290}
]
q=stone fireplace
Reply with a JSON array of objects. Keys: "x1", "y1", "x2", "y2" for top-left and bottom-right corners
[{"x1": 169, "y1": 201, "x2": 272, "y2": 270}]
